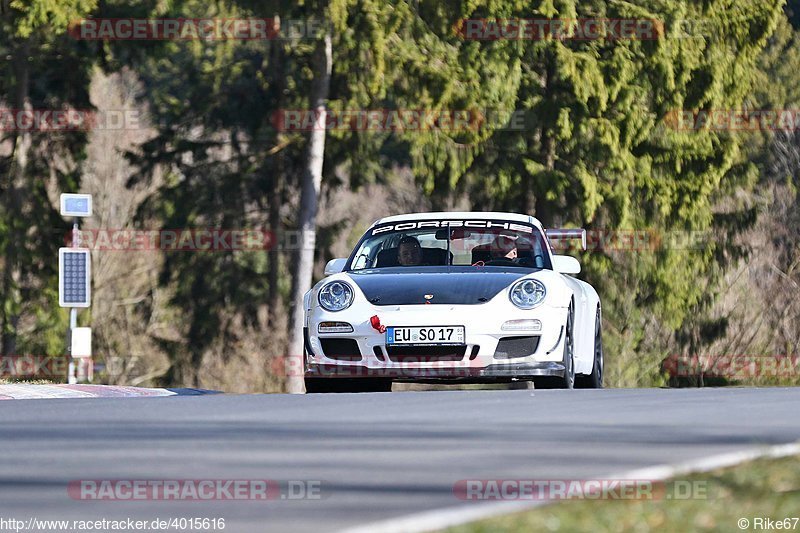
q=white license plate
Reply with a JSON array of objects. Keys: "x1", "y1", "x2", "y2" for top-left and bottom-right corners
[{"x1": 386, "y1": 326, "x2": 465, "y2": 346}]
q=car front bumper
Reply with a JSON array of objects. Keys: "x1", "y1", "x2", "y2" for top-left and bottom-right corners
[{"x1": 304, "y1": 302, "x2": 568, "y2": 381}]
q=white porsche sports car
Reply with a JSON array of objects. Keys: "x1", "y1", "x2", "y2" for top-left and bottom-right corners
[{"x1": 302, "y1": 212, "x2": 602, "y2": 393}]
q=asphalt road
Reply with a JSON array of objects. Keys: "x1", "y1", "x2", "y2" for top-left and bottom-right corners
[{"x1": 2, "y1": 388, "x2": 800, "y2": 532}]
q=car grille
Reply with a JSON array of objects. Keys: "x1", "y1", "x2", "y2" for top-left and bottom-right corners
[
  {"x1": 494, "y1": 336, "x2": 540, "y2": 359},
  {"x1": 386, "y1": 345, "x2": 467, "y2": 363},
  {"x1": 320, "y1": 338, "x2": 362, "y2": 361}
]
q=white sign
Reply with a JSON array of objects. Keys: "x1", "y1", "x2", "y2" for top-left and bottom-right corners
[
  {"x1": 71, "y1": 327, "x2": 92, "y2": 358},
  {"x1": 60, "y1": 193, "x2": 93, "y2": 217}
]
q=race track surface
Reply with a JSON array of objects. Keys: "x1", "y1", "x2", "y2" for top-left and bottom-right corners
[{"x1": 1, "y1": 388, "x2": 799, "y2": 532}]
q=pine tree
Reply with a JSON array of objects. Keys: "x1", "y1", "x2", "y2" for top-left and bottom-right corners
[{"x1": 0, "y1": 0, "x2": 98, "y2": 356}]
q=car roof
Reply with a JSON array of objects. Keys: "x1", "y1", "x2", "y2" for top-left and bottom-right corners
[{"x1": 373, "y1": 211, "x2": 543, "y2": 228}]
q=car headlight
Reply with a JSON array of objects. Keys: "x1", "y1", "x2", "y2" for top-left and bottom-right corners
[
  {"x1": 509, "y1": 279, "x2": 546, "y2": 309},
  {"x1": 318, "y1": 281, "x2": 354, "y2": 312}
]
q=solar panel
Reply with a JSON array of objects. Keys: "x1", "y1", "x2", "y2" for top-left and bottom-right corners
[{"x1": 59, "y1": 248, "x2": 91, "y2": 307}]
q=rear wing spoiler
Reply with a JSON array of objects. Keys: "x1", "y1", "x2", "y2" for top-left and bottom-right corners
[{"x1": 544, "y1": 228, "x2": 587, "y2": 251}]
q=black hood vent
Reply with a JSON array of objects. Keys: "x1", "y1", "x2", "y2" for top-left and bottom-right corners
[{"x1": 346, "y1": 267, "x2": 534, "y2": 306}]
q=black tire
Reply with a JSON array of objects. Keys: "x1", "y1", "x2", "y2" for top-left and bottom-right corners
[
  {"x1": 576, "y1": 307, "x2": 604, "y2": 389},
  {"x1": 534, "y1": 302, "x2": 575, "y2": 389},
  {"x1": 304, "y1": 378, "x2": 392, "y2": 393}
]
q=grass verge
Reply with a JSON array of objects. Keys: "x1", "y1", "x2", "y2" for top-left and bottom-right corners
[{"x1": 446, "y1": 453, "x2": 800, "y2": 532}]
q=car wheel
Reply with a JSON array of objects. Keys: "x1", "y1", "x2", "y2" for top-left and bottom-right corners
[
  {"x1": 576, "y1": 307, "x2": 603, "y2": 389},
  {"x1": 304, "y1": 378, "x2": 392, "y2": 393},
  {"x1": 534, "y1": 302, "x2": 575, "y2": 389}
]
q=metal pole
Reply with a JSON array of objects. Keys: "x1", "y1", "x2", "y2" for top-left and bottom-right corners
[
  {"x1": 67, "y1": 219, "x2": 79, "y2": 384},
  {"x1": 67, "y1": 308, "x2": 78, "y2": 384}
]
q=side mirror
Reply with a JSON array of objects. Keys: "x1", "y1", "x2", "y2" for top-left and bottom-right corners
[
  {"x1": 324, "y1": 258, "x2": 347, "y2": 276},
  {"x1": 552, "y1": 255, "x2": 581, "y2": 274}
]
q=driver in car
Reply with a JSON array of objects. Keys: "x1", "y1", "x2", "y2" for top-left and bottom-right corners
[
  {"x1": 397, "y1": 236, "x2": 424, "y2": 266},
  {"x1": 492, "y1": 234, "x2": 519, "y2": 260}
]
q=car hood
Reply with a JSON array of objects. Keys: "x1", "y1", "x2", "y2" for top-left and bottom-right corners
[{"x1": 345, "y1": 266, "x2": 539, "y2": 306}]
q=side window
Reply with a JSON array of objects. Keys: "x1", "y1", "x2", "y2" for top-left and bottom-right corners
[
  {"x1": 352, "y1": 245, "x2": 371, "y2": 270},
  {"x1": 535, "y1": 230, "x2": 551, "y2": 269}
]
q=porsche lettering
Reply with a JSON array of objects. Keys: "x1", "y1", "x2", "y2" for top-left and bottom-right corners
[{"x1": 372, "y1": 220, "x2": 534, "y2": 235}]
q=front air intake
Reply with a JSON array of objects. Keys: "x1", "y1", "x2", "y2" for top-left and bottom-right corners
[
  {"x1": 320, "y1": 338, "x2": 362, "y2": 361},
  {"x1": 386, "y1": 345, "x2": 467, "y2": 363},
  {"x1": 494, "y1": 336, "x2": 540, "y2": 359}
]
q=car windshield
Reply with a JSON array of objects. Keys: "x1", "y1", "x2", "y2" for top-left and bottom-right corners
[{"x1": 347, "y1": 220, "x2": 552, "y2": 270}]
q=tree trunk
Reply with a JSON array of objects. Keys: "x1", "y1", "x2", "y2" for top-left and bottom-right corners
[
  {"x1": 268, "y1": 39, "x2": 286, "y2": 327},
  {"x1": 530, "y1": 48, "x2": 556, "y2": 225},
  {"x1": 1, "y1": 38, "x2": 32, "y2": 356},
  {"x1": 286, "y1": 30, "x2": 332, "y2": 393},
  {"x1": 268, "y1": 143, "x2": 284, "y2": 326}
]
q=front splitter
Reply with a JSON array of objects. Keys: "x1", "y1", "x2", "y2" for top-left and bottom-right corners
[{"x1": 305, "y1": 361, "x2": 565, "y2": 382}]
